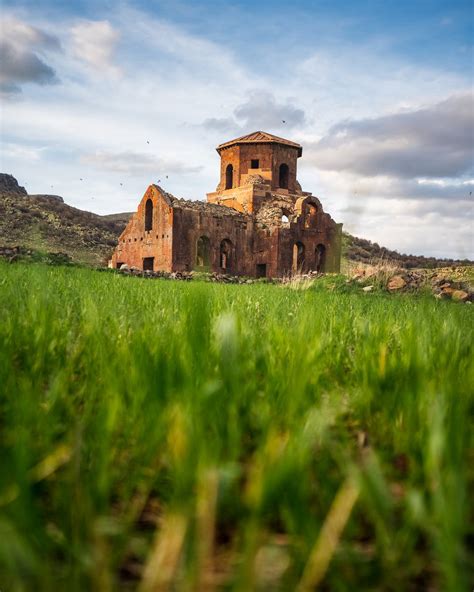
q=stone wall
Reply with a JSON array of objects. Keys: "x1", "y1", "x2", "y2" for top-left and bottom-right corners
[{"x1": 111, "y1": 185, "x2": 174, "y2": 270}]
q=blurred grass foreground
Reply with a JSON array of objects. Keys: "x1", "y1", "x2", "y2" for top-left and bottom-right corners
[{"x1": 0, "y1": 262, "x2": 472, "y2": 591}]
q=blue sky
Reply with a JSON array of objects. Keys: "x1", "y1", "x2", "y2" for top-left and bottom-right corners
[{"x1": 1, "y1": 0, "x2": 473, "y2": 257}]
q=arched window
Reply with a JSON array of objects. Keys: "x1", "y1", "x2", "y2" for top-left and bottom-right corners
[
  {"x1": 315, "y1": 244, "x2": 326, "y2": 272},
  {"x1": 220, "y1": 239, "x2": 233, "y2": 270},
  {"x1": 279, "y1": 163, "x2": 289, "y2": 189},
  {"x1": 225, "y1": 164, "x2": 233, "y2": 189},
  {"x1": 145, "y1": 199, "x2": 153, "y2": 231},
  {"x1": 281, "y1": 214, "x2": 289, "y2": 224},
  {"x1": 304, "y1": 204, "x2": 317, "y2": 228},
  {"x1": 292, "y1": 242, "x2": 305, "y2": 273},
  {"x1": 196, "y1": 236, "x2": 211, "y2": 268}
]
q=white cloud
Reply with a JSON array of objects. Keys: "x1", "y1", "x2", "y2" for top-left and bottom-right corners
[
  {"x1": 70, "y1": 20, "x2": 121, "y2": 78},
  {"x1": 81, "y1": 150, "x2": 203, "y2": 176},
  {"x1": 203, "y1": 90, "x2": 306, "y2": 133}
]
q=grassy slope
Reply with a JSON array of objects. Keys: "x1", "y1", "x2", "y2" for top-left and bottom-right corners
[
  {"x1": 0, "y1": 193, "x2": 130, "y2": 266},
  {"x1": 342, "y1": 232, "x2": 472, "y2": 269},
  {"x1": 0, "y1": 263, "x2": 472, "y2": 590}
]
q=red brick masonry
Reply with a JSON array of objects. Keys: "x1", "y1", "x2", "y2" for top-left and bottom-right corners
[{"x1": 111, "y1": 131, "x2": 342, "y2": 277}]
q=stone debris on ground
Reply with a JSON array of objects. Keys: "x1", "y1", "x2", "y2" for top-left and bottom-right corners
[
  {"x1": 1, "y1": 244, "x2": 473, "y2": 302},
  {"x1": 351, "y1": 266, "x2": 474, "y2": 302},
  {"x1": 387, "y1": 275, "x2": 406, "y2": 291}
]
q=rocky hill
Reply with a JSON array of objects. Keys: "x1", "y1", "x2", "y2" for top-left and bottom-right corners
[
  {"x1": 1, "y1": 174, "x2": 472, "y2": 268},
  {"x1": 0, "y1": 174, "x2": 130, "y2": 266},
  {"x1": 342, "y1": 233, "x2": 472, "y2": 269}
]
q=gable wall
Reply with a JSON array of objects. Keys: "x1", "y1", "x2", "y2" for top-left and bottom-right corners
[{"x1": 110, "y1": 185, "x2": 173, "y2": 271}]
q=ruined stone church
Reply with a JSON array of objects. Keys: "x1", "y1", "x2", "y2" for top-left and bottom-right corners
[{"x1": 111, "y1": 131, "x2": 342, "y2": 277}]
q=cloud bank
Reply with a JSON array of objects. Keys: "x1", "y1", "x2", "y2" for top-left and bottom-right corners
[
  {"x1": 307, "y1": 94, "x2": 474, "y2": 179},
  {"x1": 0, "y1": 16, "x2": 61, "y2": 96}
]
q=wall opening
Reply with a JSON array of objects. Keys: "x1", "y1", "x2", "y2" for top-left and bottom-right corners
[
  {"x1": 292, "y1": 242, "x2": 305, "y2": 273},
  {"x1": 116, "y1": 261, "x2": 124, "y2": 269},
  {"x1": 143, "y1": 257, "x2": 154, "y2": 271},
  {"x1": 145, "y1": 198, "x2": 153, "y2": 231},
  {"x1": 279, "y1": 163, "x2": 289, "y2": 189},
  {"x1": 196, "y1": 236, "x2": 211, "y2": 268},
  {"x1": 251, "y1": 159, "x2": 259, "y2": 169},
  {"x1": 220, "y1": 239, "x2": 233, "y2": 270},
  {"x1": 315, "y1": 244, "x2": 326, "y2": 272},
  {"x1": 225, "y1": 164, "x2": 233, "y2": 189},
  {"x1": 256, "y1": 263, "x2": 267, "y2": 278},
  {"x1": 281, "y1": 208, "x2": 291, "y2": 227},
  {"x1": 304, "y1": 204, "x2": 318, "y2": 228}
]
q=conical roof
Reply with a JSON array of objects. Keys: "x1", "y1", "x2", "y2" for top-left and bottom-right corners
[{"x1": 217, "y1": 131, "x2": 302, "y2": 156}]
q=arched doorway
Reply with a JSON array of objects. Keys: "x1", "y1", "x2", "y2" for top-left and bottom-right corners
[
  {"x1": 196, "y1": 236, "x2": 211, "y2": 268},
  {"x1": 225, "y1": 164, "x2": 233, "y2": 189},
  {"x1": 315, "y1": 244, "x2": 326, "y2": 272},
  {"x1": 144, "y1": 198, "x2": 153, "y2": 231},
  {"x1": 279, "y1": 163, "x2": 289, "y2": 189},
  {"x1": 292, "y1": 242, "x2": 305, "y2": 273},
  {"x1": 220, "y1": 239, "x2": 233, "y2": 271}
]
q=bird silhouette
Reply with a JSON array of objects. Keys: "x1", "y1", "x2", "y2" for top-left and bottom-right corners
[
  {"x1": 282, "y1": 120, "x2": 286, "y2": 123},
  {"x1": 166, "y1": 175, "x2": 168, "y2": 179},
  {"x1": 80, "y1": 178, "x2": 83, "y2": 181},
  {"x1": 157, "y1": 179, "x2": 161, "y2": 183},
  {"x1": 120, "y1": 183, "x2": 123, "y2": 186},
  {"x1": 146, "y1": 140, "x2": 150, "y2": 144}
]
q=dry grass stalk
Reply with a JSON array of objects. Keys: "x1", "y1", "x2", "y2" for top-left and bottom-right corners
[
  {"x1": 139, "y1": 512, "x2": 188, "y2": 592},
  {"x1": 296, "y1": 477, "x2": 359, "y2": 592},
  {"x1": 194, "y1": 468, "x2": 219, "y2": 591}
]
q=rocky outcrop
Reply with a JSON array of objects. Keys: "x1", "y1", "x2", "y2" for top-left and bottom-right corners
[
  {"x1": 29, "y1": 194, "x2": 64, "y2": 203},
  {"x1": 0, "y1": 174, "x2": 27, "y2": 196}
]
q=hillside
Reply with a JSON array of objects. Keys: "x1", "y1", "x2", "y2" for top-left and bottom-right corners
[
  {"x1": 0, "y1": 174, "x2": 131, "y2": 266},
  {"x1": 343, "y1": 232, "x2": 472, "y2": 269},
  {"x1": 0, "y1": 174, "x2": 471, "y2": 268}
]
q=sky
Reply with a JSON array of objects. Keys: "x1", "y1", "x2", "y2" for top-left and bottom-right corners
[{"x1": 1, "y1": 0, "x2": 473, "y2": 258}]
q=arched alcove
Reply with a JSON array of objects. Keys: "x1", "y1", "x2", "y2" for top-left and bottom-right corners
[
  {"x1": 144, "y1": 199, "x2": 153, "y2": 231},
  {"x1": 292, "y1": 241, "x2": 305, "y2": 273},
  {"x1": 196, "y1": 236, "x2": 211, "y2": 268},
  {"x1": 225, "y1": 164, "x2": 233, "y2": 189},
  {"x1": 279, "y1": 163, "x2": 289, "y2": 189},
  {"x1": 304, "y1": 204, "x2": 318, "y2": 228},
  {"x1": 220, "y1": 239, "x2": 233, "y2": 270},
  {"x1": 315, "y1": 244, "x2": 326, "y2": 272}
]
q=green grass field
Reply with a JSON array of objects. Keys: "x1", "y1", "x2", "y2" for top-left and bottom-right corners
[{"x1": 0, "y1": 263, "x2": 472, "y2": 591}]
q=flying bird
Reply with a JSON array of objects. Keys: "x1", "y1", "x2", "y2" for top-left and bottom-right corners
[
  {"x1": 282, "y1": 120, "x2": 286, "y2": 123},
  {"x1": 166, "y1": 175, "x2": 168, "y2": 179},
  {"x1": 120, "y1": 183, "x2": 123, "y2": 186},
  {"x1": 80, "y1": 178, "x2": 83, "y2": 181},
  {"x1": 147, "y1": 140, "x2": 150, "y2": 144}
]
